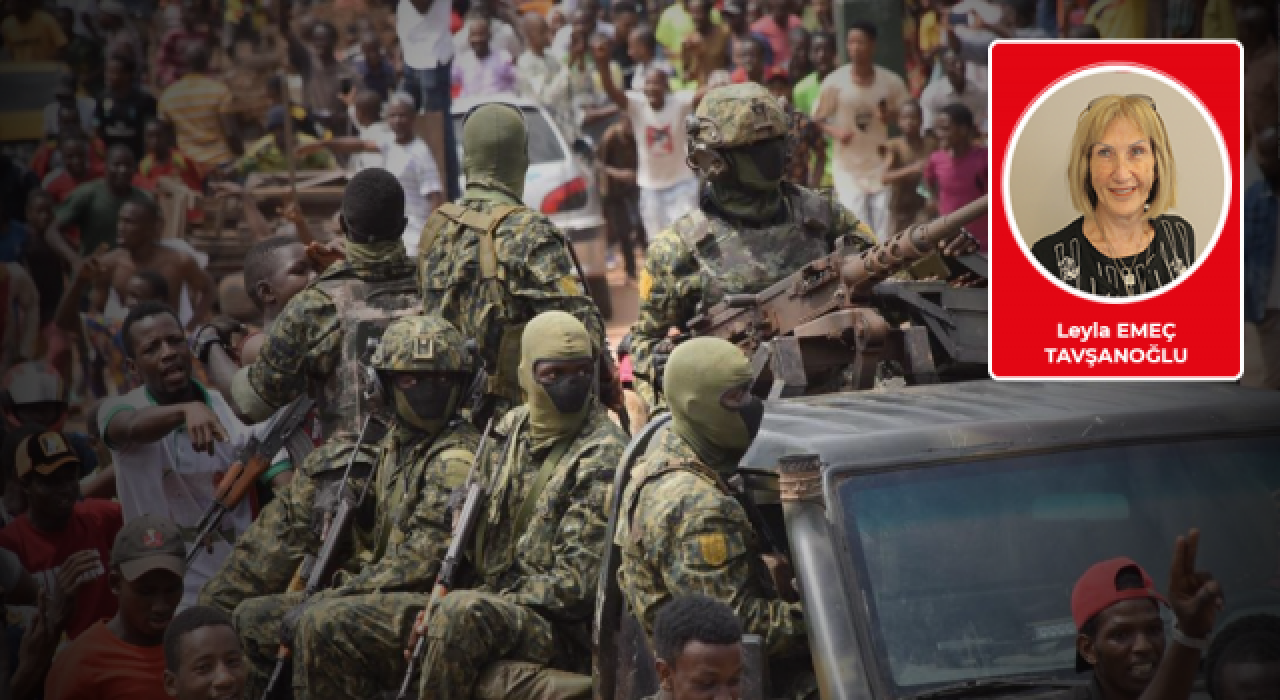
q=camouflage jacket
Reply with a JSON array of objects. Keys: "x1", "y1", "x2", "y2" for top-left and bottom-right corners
[
  {"x1": 199, "y1": 438, "x2": 380, "y2": 614},
  {"x1": 471, "y1": 401, "x2": 626, "y2": 643},
  {"x1": 614, "y1": 428, "x2": 807, "y2": 660},
  {"x1": 244, "y1": 250, "x2": 418, "y2": 431},
  {"x1": 416, "y1": 197, "x2": 606, "y2": 413},
  {"x1": 324, "y1": 421, "x2": 479, "y2": 597},
  {"x1": 630, "y1": 184, "x2": 875, "y2": 412}
]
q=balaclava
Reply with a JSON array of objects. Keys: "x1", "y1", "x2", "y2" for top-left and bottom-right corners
[
  {"x1": 665, "y1": 337, "x2": 765, "y2": 471},
  {"x1": 392, "y1": 375, "x2": 463, "y2": 436},
  {"x1": 708, "y1": 137, "x2": 788, "y2": 223},
  {"x1": 518, "y1": 311, "x2": 595, "y2": 450},
  {"x1": 463, "y1": 104, "x2": 530, "y2": 205}
]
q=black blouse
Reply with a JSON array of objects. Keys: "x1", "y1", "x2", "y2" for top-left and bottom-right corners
[{"x1": 1031, "y1": 215, "x2": 1197, "y2": 297}]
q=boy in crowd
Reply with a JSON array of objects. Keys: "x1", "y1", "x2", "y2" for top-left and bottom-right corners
[
  {"x1": 163, "y1": 606, "x2": 249, "y2": 700},
  {"x1": 45, "y1": 515, "x2": 187, "y2": 700},
  {"x1": 923, "y1": 103, "x2": 987, "y2": 250},
  {"x1": 0, "y1": 428, "x2": 122, "y2": 639},
  {"x1": 648, "y1": 594, "x2": 745, "y2": 700}
]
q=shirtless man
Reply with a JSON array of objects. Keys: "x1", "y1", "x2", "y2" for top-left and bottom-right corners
[{"x1": 92, "y1": 198, "x2": 215, "y2": 330}]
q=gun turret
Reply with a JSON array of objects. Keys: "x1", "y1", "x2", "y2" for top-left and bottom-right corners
[{"x1": 689, "y1": 197, "x2": 989, "y2": 397}]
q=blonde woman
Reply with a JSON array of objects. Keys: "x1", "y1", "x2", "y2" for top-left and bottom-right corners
[{"x1": 1031, "y1": 94, "x2": 1195, "y2": 297}]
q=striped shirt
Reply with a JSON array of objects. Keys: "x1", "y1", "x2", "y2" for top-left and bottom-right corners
[{"x1": 158, "y1": 73, "x2": 235, "y2": 173}]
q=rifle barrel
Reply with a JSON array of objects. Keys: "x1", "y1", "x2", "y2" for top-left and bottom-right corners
[{"x1": 841, "y1": 195, "x2": 989, "y2": 290}]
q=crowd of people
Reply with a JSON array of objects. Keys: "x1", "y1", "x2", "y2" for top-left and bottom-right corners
[{"x1": 0, "y1": 0, "x2": 1277, "y2": 697}]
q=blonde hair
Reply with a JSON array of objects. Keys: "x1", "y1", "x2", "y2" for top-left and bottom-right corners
[{"x1": 1066, "y1": 95, "x2": 1178, "y2": 220}]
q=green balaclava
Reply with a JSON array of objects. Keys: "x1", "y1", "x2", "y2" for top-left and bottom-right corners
[
  {"x1": 518, "y1": 311, "x2": 596, "y2": 451},
  {"x1": 665, "y1": 337, "x2": 765, "y2": 471},
  {"x1": 707, "y1": 138, "x2": 788, "y2": 224},
  {"x1": 462, "y1": 104, "x2": 530, "y2": 205}
]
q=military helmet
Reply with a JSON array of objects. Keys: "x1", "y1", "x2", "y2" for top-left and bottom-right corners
[
  {"x1": 686, "y1": 83, "x2": 790, "y2": 177},
  {"x1": 369, "y1": 315, "x2": 474, "y2": 375}
]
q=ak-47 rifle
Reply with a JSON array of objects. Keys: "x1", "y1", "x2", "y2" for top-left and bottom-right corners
[
  {"x1": 396, "y1": 415, "x2": 497, "y2": 700},
  {"x1": 688, "y1": 196, "x2": 990, "y2": 396},
  {"x1": 188, "y1": 396, "x2": 315, "y2": 567},
  {"x1": 260, "y1": 413, "x2": 380, "y2": 700}
]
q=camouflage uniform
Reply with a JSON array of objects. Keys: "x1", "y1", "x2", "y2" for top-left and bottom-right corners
[
  {"x1": 198, "y1": 440, "x2": 378, "y2": 616},
  {"x1": 213, "y1": 246, "x2": 420, "y2": 613},
  {"x1": 417, "y1": 197, "x2": 607, "y2": 421},
  {"x1": 234, "y1": 248, "x2": 420, "y2": 439},
  {"x1": 414, "y1": 399, "x2": 626, "y2": 699},
  {"x1": 233, "y1": 316, "x2": 479, "y2": 700},
  {"x1": 614, "y1": 427, "x2": 809, "y2": 690},
  {"x1": 630, "y1": 84, "x2": 877, "y2": 412}
]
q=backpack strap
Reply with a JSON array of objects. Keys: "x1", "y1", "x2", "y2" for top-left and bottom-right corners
[{"x1": 421, "y1": 203, "x2": 522, "y2": 280}]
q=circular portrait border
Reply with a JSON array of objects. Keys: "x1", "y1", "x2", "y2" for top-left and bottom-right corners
[{"x1": 1001, "y1": 61, "x2": 1233, "y2": 304}]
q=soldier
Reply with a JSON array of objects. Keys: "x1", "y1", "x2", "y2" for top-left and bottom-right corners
[
  {"x1": 400, "y1": 310, "x2": 627, "y2": 700},
  {"x1": 416, "y1": 103, "x2": 611, "y2": 423},
  {"x1": 629, "y1": 82, "x2": 972, "y2": 414},
  {"x1": 233, "y1": 316, "x2": 480, "y2": 700},
  {"x1": 201, "y1": 168, "x2": 421, "y2": 614},
  {"x1": 615, "y1": 337, "x2": 811, "y2": 697}
]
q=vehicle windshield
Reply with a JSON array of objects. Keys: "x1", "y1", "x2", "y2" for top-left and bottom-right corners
[
  {"x1": 837, "y1": 435, "x2": 1280, "y2": 693},
  {"x1": 452, "y1": 106, "x2": 564, "y2": 166}
]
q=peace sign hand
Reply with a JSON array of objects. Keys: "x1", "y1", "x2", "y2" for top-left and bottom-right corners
[{"x1": 1166, "y1": 528, "x2": 1223, "y2": 640}]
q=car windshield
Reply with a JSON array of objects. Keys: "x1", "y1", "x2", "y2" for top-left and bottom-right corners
[
  {"x1": 837, "y1": 435, "x2": 1280, "y2": 693},
  {"x1": 452, "y1": 106, "x2": 564, "y2": 166}
]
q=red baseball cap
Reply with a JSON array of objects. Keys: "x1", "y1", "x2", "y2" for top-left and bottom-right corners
[{"x1": 1071, "y1": 558, "x2": 1168, "y2": 670}]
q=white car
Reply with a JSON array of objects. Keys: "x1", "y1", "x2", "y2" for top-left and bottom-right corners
[{"x1": 451, "y1": 94, "x2": 613, "y2": 318}]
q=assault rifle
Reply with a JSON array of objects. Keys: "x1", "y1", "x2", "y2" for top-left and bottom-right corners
[
  {"x1": 688, "y1": 196, "x2": 990, "y2": 396},
  {"x1": 188, "y1": 397, "x2": 315, "y2": 567},
  {"x1": 396, "y1": 415, "x2": 497, "y2": 699},
  {"x1": 261, "y1": 413, "x2": 380, "y2": 700}
]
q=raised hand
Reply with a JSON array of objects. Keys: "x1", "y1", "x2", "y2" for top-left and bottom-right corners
[{"x1": 1166, "y1": 528, "x2": 1223, "y2": 639}]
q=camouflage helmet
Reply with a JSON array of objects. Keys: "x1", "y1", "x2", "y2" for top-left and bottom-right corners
[
  {"x1": 686, "y1": 83, "x2": 789, "y2": 176},
  {"x1": 369, "y1": 315, "x2": 474, "y2": 375}
]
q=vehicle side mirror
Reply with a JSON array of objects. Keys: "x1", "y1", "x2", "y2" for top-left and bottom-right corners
[{"x1": 572, "y1": 136, "x2": 595, "y2": 162}]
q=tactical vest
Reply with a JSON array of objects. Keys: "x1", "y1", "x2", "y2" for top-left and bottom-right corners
[
  {"x1": 314, "y1": 266, "x2": 421, "y2": 441},
  {"x1": 418, "y1": 202, "x2": 526, "y2": 404},
  {"x1": 674, "y1": 184, "x2": 836, "y2": 310}
]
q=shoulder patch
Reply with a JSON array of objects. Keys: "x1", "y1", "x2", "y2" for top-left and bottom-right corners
[
  {"x1": 638, "y1": 269, "x2": 653, "y2": 300},
  {"x1": 698, "y1": 532, "x2": 729, "y2": 567},
  {"x1": 558, "y1": 276, "x2": 584, "y2": 296}
]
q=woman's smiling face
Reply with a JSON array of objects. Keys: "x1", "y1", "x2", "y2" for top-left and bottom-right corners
[{"x1": 1089, "y1": 116, "x2": 1156, "y2": 219}]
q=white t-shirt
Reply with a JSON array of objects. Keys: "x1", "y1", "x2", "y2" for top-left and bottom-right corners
[
  {"x1": 98, "y1": 382, "x2": 283, "y2": 608},
  {"x1": 375, "y1": 133, "x2": 442, "y2": 257},
  {"x1": 348, "y1": 113, "x2": 392, "y2": 174},
  {"x1": 397, "y1": 0, "x2": 454, "y2": 70},
  {"x1": 812, "y1": 65, "x2": 909, "y2": 194},
  {"x1": 626, "y1": 90, "x2": 697, "y2": 191}
]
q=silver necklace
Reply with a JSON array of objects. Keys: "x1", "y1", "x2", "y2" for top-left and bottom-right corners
[{"x1": 1095, "y1": 220, "x2": 1150, "y2": 291}]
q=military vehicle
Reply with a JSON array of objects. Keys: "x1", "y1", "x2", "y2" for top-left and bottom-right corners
[{"x1": 591, "y1": 199, "x2": 1280, "y2": 699}]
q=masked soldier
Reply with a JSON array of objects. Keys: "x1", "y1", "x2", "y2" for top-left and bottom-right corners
[
  {"x1": 397, "y1": 310, "x2": 628, "y2": 700},
  {"x1": 202, "y1": 168, "x2": 421, "y2": 614},
  {"x1": 233, "y1": 315, "x2": 480, "y2": 700},
  {"x1": 615, "y1": 336, "x2": 812, "y2": 697},
  {"x1": 416, "y1": 103, "x2": 610, "y2": 423}
]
